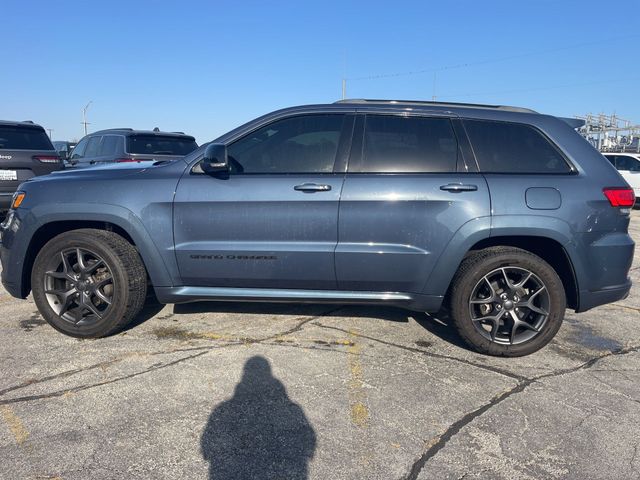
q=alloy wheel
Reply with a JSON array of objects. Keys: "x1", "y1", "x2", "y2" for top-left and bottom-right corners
[
  {"x1": 468, "y1": 266, "x2": 550, "y2": 345},
  {"x1": 43, "y1": 248, "x2": 114, "y2": 325}
]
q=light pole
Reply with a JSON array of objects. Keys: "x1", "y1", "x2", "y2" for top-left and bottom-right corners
[
  {"x1": 82, "y1": 101, "x2": 93, "y2": 136},
  {"x1": 46, "y1": 128, "x2": 53, "y2": 139}
]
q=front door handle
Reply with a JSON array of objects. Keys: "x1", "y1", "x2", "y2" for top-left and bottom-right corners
[
  {"x1": 294, "y1": 183, "x2": 332, "y2": 192},
  {"x1": 440, "y1": 183, "x2": 478, "y2": 192}
]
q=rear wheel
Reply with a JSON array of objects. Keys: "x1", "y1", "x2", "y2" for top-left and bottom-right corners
[
  {"x1": 31, "y1": 229, "x2": 147, "y2": 338},
  {"x1": 449, "y1": 247, "x2": 565, "y2": 357}
]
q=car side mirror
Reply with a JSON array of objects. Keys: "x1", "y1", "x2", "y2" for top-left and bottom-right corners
[{"x1": 202, "y1": 143, "x2": 229, "y2": 175}]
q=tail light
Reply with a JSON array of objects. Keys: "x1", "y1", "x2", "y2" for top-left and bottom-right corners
[
  {"x1": 603, "y1": 187, "x2": 635, "y2": 207},
  {"x1": 33, "y1": 155, "x2": 60, "y2": 164}
]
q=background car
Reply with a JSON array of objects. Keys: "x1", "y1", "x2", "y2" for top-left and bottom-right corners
[
  {"x1": 0, "y1": 120, "x2": 63, "y2": 213},
  {"x1": 603, "y1": 153, "x2": 640, "y2": 201},
  {"x1": 52, "y1": 140, "x2": 77, "y2": 162},
  {"x1": 67, "y1": 128, "x2": 198, "y2": 167}
]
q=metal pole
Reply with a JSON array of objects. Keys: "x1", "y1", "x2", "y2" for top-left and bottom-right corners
[
  {"x1": 46, "y1": 128, "x2": 53, "y2": 139},
  {"x1": 82, "y1": 101, "x2": 92, "y2": 136},
  {"x1": 432, "y1": 72, "x2": 437, "y2": 101},
  {"x1": 342, "y1": 78, "x2": 346, "y2": 100}
]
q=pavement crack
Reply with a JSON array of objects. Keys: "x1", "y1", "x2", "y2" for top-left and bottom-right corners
[
  {"x1": 404, "y1": 381, "x2": 531, "y2": 480},
  {"x1": 313, "y1": 322, "x2": 528, "y2": 382},
  {"x1": 0, "y1": 359, "x2": 121, "y2": 397},
  {"x1": 0, "y1": 348, "x2": 216, "y2": 405},
  {"x1": 401, "y1": 343, "x2": 640, "y2": 480},
  {"x1": 0, "y1": 307, "x2": 342, "y2": 404},
  {"x1": 255, "y1": 306, "x2": 344, "y2": 343}
]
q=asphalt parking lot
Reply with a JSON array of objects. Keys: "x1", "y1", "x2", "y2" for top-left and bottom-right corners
[{"x1": 1, "y1": 216, "x2": 639, "y2": 480}]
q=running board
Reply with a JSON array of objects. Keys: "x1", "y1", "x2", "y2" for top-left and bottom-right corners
[{"x1": 153, "y1": 286, "x2": 443, "y2": 312}]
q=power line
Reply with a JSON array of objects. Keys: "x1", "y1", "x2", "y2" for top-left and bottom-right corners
[
  {"x1": 437, "y1": 76, "x2": 640, "y2": 99},
  {"x1": 346, "y1": 34, "x2": 640, "y2": 82}
]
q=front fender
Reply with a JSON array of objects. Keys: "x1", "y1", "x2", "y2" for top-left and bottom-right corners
[{"x1": 4, "y1": 203, "x2": 175, "y2": 297}]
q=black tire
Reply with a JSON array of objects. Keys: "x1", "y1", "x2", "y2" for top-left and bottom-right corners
[
  {"x1": 31, "y1": 229, "x2": 147, "y2": 338},
  {"x1": 449, "y1": 246, "x2": 565, "y2": 357}
]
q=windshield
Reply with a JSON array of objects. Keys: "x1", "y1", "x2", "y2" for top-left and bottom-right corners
[
  {"x1": 0, "y1": 126, "x2": 54, "y2": 150},
  {"x1": 127, "y1": 135, "x2": 198, "y2": 156}
]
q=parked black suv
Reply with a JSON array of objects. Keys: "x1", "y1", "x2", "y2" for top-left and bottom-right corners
[
  {"x1": 0, "y1": 120, "x2": 63, "y2": 212},
  {"x1": 68, "y1": 128, "x2": 198, "y2": 167}
]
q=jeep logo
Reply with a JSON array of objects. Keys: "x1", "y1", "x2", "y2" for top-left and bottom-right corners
[{"x1": 0, "y1": 155, "x2": 12, "y2": 160}]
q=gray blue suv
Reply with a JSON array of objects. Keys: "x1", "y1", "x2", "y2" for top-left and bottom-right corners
[{"x1": 0, "y1": 100, "x2": 634, "y2": 356}]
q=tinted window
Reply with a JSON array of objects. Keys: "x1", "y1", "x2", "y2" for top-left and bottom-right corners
[
  {"x1": 615, "y1": 155, "x2": 640, "y2": 172},
  {"x1": 604, "y1": 155, "x2": 616, "y2": 166},
  {"x1": 70, "y1": 138, "x2": 88, "y2": 159},
  {"x1": 127, "y1": 135, "x2": 197, "y2": 155},
  {"x1": 100, "y1": 135, "x2": 120, "y2": 156},
  {"x1": 465, "y1": 120, "x2": 571, "y2": 173},
  {"x1": 356, "y1": 115, "x2": 458, "y2": 173},
  {"x1": 0, "y1": 126, "x2": 54, "y2": 150},
  {"x1": 227, "y1": 115, "x2": 345, "y2": 173},
  {"x1": 82, "y1": 136, "x2": 102, "y2": 160}
]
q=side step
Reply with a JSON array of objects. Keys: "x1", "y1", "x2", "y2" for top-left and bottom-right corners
[{"x1": 153, "y1": 286, "x2": 443, "y2": 312}]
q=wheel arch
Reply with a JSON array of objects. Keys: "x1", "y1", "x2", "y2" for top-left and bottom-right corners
[
  {"x1": 467, "y1": 236, "x2": 578, "y2": 310},
  {"x1": 20, "y1": 208, "x2": 173, "y2": 298},
  {"x1": 423, "y1": 217, "x2": 579, "y2": 311}
]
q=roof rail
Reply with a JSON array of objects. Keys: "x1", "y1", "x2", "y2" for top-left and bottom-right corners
[
  {"x1": 22, "y1": 120, "x2": 35, "y2": 124},
  {"x1": 172, "y1": 131, "x2": 185, "y2": 135},
  {"x1": 95, "y1": 128, "x2": 134, "y2": 132},
  {"x1": 334, "y1": 99, "x2": 537, "y2": 114}
]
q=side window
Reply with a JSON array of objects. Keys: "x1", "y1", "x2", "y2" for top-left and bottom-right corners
[
  {"x1": 616, "y1": 156, "x2": 640, "y2": 172},
  {"x1": 464, "y1": 120, "x2": 571, "y2": 174},
  {"x1": 226, "y1": 114, "x2": 345, "y2": 173},
  {"x1": 100, "y1": 135, "x2": 120, "y2": 156},
  {"x1": 81, "y1": 136, "x2": 102, "y2": 162},
  {"x1": 604, "y1": 155, "x2": 617, "y2": 167},
  {"x1": 70, "y1": 138, "x2": 88, "y2": 160},
  {"x1": 354, "y1": 115, "x2": 458, "y2": 173}
]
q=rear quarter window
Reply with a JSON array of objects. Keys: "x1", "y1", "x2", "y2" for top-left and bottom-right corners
[
  {"x1": 464, "y1": 119, "x2": 571, "y2": 174},
  {"x1": 0, "y1": 126, "x2": 54, "y2": 150}
]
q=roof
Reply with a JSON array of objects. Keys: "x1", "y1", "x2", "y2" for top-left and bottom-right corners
[
  {"x1": 334, "y1": 99, "x2": 537, "y2": 114},
  {"x1": 0, "y1": 120, "x2": 45, "y2": 129},
  {"x1": 91, "y1": 128, "x2": 195, "y2": 139}
]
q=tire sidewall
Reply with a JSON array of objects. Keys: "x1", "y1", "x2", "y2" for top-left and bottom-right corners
[
  {"x1": 32, "y1": 232, "x2": 133, "y2": 338},
  {"x1": 451, "y1": 250, "x2": 566, "y2": 357}
]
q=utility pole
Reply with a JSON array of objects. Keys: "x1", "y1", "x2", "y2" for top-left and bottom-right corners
[
  {"x1": 432, "y1": 72, "x2": 437, "y2": 101},
  {"x1": 46, "y1": 128, "x2": 53, "y2": 139},
  {"x1": 81, "y1": 101, "x2": 93, "y2": 136},
  {"x1": 342, "y1": 78, "x2": 346, "y2": 100}
]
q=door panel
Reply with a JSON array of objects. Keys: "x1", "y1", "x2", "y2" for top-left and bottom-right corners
[
  {"x1": 336, "y1": 174, "x2": 490, "y2": 292},
  {"x1": 173, "y1": 174, "x2": 343, "y2": 289},
  {"x1": 173, "y1": 113, "x2": 353, "y2": 289},
  {"x1": 336, "y1": 114, "x2": 491, "y2": 293}
]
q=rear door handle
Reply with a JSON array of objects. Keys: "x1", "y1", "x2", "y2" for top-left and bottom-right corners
[
  {"x1": 440, "y1": 183, "x2": 478, "y2": 192},
  {"x1": 294, "y1": 183, "x2": 332, "y2": 192}
]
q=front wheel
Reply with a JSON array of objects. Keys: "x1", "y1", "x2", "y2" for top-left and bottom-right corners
[
  {"x1": 449, "y1": 247, "x2": 566, "y2": 357},
  {"x1": 31, "y1": 229, "x2": 147, "y2": 338}
]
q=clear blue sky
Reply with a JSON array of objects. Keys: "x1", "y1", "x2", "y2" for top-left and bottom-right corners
[{"x1": 2, "y1": 0, "x2": 639, "y2": 143}]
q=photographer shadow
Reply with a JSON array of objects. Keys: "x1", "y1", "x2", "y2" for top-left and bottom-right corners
[{"x1": 201, "y1": 356, "x2": 316, "y2": 480}]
